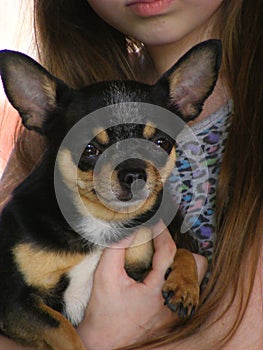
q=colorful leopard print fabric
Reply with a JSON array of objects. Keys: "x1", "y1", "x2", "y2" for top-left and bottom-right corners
[{"x1": 169, "y1": 102, "x2": 232, "y2": 263}]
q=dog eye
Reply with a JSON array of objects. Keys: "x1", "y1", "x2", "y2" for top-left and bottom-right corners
[
  {"x1": 155, "y1": 138, "x2": 172, "y2": 152},
  {"x1": 84, "y1": 144, "x2": 101, "y2": 158}
]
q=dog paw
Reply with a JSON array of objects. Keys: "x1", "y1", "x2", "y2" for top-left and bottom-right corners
[{"x1": 162, "y1": 250, "x2": 200, "y2": 318}]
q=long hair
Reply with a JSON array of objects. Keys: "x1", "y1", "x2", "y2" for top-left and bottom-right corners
[
  {"x1": 33, "y1": 0, "x2": 152, "y2": 86},
  {"x1": 123, "y1": 1, "x2": 263, "y2": 348},
  {"x1": 0, "y1": 0, "x2": 151, "y2": 207},
  {"x1": 0, "y1": 0, "x2": 262, "y2": 348}
]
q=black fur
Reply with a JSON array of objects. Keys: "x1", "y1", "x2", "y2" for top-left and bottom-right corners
[{"x1": 0, "y1": 40, "x2": 221, "y2": 347}]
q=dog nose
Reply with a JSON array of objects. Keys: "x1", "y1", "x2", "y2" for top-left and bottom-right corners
[{"x1": 118, "y1": 168, "x2": 147, "y2": 190}]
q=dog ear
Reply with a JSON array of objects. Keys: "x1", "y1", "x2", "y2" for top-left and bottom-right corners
[
  {"x1": 0, "y1": 50, "x2": 68, "y2": 134},
  {"x1": 154, "y1": 39, "x2": 222, "y2": 121}
]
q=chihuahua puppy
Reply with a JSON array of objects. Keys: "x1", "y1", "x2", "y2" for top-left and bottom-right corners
[{"x1": 0, "y1": 40, "x2": 221, "y2": 349}]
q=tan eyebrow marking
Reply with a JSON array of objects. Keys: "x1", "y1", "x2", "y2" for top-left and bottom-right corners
[
  {"x1": 94, "y1": 127, "x2": 109, "y2": 145},
  {"x1": 143, "y1": 122, "x2": 156, "y2": 139}
]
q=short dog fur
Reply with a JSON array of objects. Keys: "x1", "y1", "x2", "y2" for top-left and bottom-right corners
[{"x1": 0, "y1": 40, "x2": 221, "y2": 349}]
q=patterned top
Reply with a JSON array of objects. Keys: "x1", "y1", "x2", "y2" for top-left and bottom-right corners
[{"x1": 168, "y1": 102, "x2": 232, "y2": 263}]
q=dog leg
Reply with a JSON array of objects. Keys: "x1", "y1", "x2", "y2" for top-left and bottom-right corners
[
  {"x1": 125, "y1": 227, "x2": 154, "y2": 281},
  {"x1": 40, "y1": 303, "x2": 86, "y2": 350},
  {"x1": 2, "y1": 295, "x2": 85, "y2": 350},
  {"x1": 162, "y1": 248, "x2": 199, "y2": 318}
]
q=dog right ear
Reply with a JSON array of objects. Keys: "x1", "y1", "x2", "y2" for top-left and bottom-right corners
[
  {"x1": 0, "y1": 50, "x2": 68, "y2": 135},
  {"x1": 153, "y1": 40, "x2": 222, "y2": 122}
]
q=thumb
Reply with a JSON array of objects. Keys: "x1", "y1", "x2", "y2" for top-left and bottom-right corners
[{"x1": 192, "y1": 253, "x2": 208, "y2": 284}]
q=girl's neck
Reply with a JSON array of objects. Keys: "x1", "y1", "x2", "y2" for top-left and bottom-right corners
[{"x1": 146, "y1": 23, "x2": 213, "y2": 76}]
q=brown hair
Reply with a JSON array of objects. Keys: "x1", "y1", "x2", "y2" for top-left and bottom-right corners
[
  {"x1": 0, "y1": 0, "x2": 151, "y2": 207},
  {"x1": 33, "y1": 0, "x2": 152, "y2": 86},
  {"x1": 124, "y1": 0, "x2": 263, "y2": 348},
  {"x1": 0, "y1": 0, "x2": 262, "y2": 348}
]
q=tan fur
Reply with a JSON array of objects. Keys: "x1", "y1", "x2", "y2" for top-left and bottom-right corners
[
  {"x1": 58, "y1": 147, "x2": 176, "y2": 222},
  {"x1": 94, "y1": 127, "x2": 109, "y2": 145},
  {"x1": 77, "y1": 162, "x2": 158, "y2": 221},
  {"x1": 143, "y1": 122, "x2": 156, "y2": 139},
  {"x1": 40, "y1": 303, "x2": 86, "y2": 350},
  {"x1": 25, "y1": 112, "x2": 47, "y2": 130},
  {"x1": 13, "y1": 243, "x2": 85, "y2": 290},
  {"x1": 125, "y1": 227, "x2": 154, "y2": 269},
  {"x1": 42, "y1": 75, "x2": 57, "y2": 109},
  {"x1": 58, "y1": 151, "x2": 155, "y2": 219},
  {"x1": 78, "y1": 190, "x2": 157, "y2": 221},
  {"x1": 57, "y1": 149, "x2": 79, "y2": 191},
  {"x1": 162, "y1": 248, "x2": 199, "y2": 316},
  {"x1": 169, "y1": 49, "x2": 215, "y2": 116},
  {"x1": 159, "y1": 147, "x2": 176, "y2": 181}
]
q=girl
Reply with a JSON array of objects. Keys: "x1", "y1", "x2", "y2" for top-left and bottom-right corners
[{"x1": 0, "y1": 0, "x2": 262, "y2": 349}]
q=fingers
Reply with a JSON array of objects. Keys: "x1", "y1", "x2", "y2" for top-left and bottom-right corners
[
  {"x1": 144, "y1": 222, "x2": 208, "y2": 288},
  {"x1": 96, "y1": 222, "x2": 208, "y2": 291},
  {"x1": 192, "y1": 253, "x2": 208, "y2": 284},
  {"x1": 94, "y1": 235, "x2": 136, "y2": 285},
  {"x1": 144, "y1": 221, "x2": 176, "y2": 288}
]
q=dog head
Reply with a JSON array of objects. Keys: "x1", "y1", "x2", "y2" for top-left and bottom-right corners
[{"x1": 0, "y1": 40, "x2": 221, "y2": 243}]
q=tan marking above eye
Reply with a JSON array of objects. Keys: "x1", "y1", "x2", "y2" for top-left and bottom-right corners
[
  {"x1": 143, "y1": 122, "x2": 156, "y2": 139},
  {"x1": 159, "y1": 147, "x2": 176, "y2": 181},
  {"x1": 93, "y1": 127, "x2": 109, "y2": 145}
]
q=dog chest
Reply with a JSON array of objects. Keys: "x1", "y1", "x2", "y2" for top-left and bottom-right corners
[{"x1": 63, "y1": 250, "x2": 102, "y2": 326}]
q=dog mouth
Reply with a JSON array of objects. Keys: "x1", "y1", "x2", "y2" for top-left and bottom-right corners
[
  {"x1": 88, "y1": 159, "x2": 153, "y2": 209},
  {"x1": 77, "y1": 156, "x2": 167, "y2": 218},
  {"x1": 94, "y1": 178, "x2": 151, "y2": 211}
]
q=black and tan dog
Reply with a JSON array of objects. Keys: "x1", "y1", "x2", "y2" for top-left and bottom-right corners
[{"x1": 0, "y1": 40, "x2": 221, "y2": 349}]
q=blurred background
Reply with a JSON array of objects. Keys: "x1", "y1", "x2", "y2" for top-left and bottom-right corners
[{"x1": 0, "y1": 0, "x2": 35, "y2": 175}]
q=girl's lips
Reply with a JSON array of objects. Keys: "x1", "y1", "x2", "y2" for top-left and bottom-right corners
[{"x1": 126, "y1": 0, "x2": 173, "y2": 18}]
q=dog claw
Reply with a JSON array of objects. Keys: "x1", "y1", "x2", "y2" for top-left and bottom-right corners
[
  {"x1": 178, "y1": 304, "x2": 189, "y2": 318},
  {"x1": 162, "y1": 290, "x2": 196, "y2": 317},
  {"x1": 164, "y1": 267, "x2": 173, "y2": 280},
  {"x1": 162, "y1": 250, "x2": 200, "y2": 318},
  {"x1": 166, "y1": 302, "x2": 179, "y2": 313},
  {"x1": 162, "y1": 290, "x2": 174, "y2": 305},
  {"x1": 190, "y1": 306, "x2": 196, "y2": 318}
]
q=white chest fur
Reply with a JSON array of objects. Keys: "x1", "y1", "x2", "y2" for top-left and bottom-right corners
[{"x1": 63, "y1": 250, "x2": 102, "y2": 326}]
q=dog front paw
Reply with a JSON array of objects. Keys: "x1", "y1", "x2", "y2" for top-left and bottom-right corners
[{"x1": 162, "y1": 249, "x2": 199, "y2": 318}]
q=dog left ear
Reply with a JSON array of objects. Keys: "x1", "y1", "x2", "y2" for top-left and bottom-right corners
[
  {"x1": 0, "y1": 50, "x2": 67, "y2": 134},
  {"x1": 154, "y1": 39, "x2": 222, "y2": 121}
]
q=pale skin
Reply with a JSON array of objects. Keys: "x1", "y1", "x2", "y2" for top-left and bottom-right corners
[
  {"x1": 76, "y1": 1, "x2": 263, "y2": 349},
  {"x1": 1, "y1": 0, "x2": 263, "y2": 349}
]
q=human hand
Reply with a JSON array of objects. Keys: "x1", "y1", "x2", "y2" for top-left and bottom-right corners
[{"x1": 77, "y1": 222, "x2": 208, "y2": 350}]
